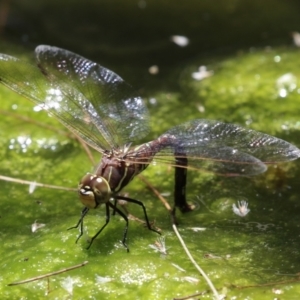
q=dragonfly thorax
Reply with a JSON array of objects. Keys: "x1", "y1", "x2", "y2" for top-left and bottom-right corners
[
  {"x1": 78, "y1": 173, "x2": 111, "y2": 209},
  {"x1": 94, "y1": 153, "x2": 149, "y2": 194}
]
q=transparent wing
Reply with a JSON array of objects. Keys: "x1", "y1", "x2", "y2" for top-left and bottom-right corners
[
  {"x1": 127, "y1": 119, "x2": 300, "y2": 176},
  {"x1": 35, "y1": 45, "x2": 149, "y2": 149},
  {"x1": 0, "y1": 46, "x2": 149, "y2": 152}
]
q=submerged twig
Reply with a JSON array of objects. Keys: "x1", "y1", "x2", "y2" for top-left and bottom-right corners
[
  {"x1": 0, "y1": 175, "x2": 77, "y2": 192},
  {"x1": 144, "y1": 180, "x2": 222, "y2": 299},
  {"x1": 138, "y1": 174, "x2": 172, "y2": 212},
  {"x1": 8, "y1": 261, "x2": 88, "y2": 286},
  {"x1": 172, "y1": 223, "x2": 222, "y2": 300}
]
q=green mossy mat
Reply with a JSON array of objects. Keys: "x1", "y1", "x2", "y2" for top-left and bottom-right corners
[{"x1": 1, "y1": 44, "x2": 300, "y2": 299}]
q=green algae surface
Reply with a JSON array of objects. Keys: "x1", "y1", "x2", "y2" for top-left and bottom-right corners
[{"x1": 0, "y1": 45, "x2": 300, "y2": 299}]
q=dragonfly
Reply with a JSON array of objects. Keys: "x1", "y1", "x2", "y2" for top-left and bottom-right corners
[{"x1": 0, "y1": 45, "x2": 299, "y2": 251}]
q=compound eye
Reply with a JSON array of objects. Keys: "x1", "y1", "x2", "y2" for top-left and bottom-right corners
[
  {"x1": 91, "y1": 177, "x2": 111, "y2": 205},
  {"x1": 78, "y1": 174, "x2": 111, "y2": 209}
]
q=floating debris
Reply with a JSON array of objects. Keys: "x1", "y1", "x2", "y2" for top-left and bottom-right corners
[
  {"x1": 170, "y1": 35, "x2": 189, "y2": 47},
  {"x1": 189, "y1": 227, "x2": 206, "y2": 232},
  {"x1": 149, "y1": 98, "x2": 157, "y2": 105},
  {"x1": 148, "y1": 65, "x2": 159, "y2": 75},
  {"x1": 274, "y1": 55, "x2": 281, "y2": 63},
  {"x1": 291, "y1": 31, "x2": 300, "y2": 47},
  {"x1": 203, "y1": 253, "x2": 222, "y2": 259},
  {"x1": 149, "y1": 236, "x2": 168, "y2": 255},
  {"x1": 232, "y1": 200, "x2": 250, "y2": 217},
  {"x1": 160, "y1": 192, "x2": 171, "y2": 197},
  {"x1": 95, "y1": 274, "x2": 114, "y2": 284},
  {"x1": 31, "y1": 220, "x2": 46, "y2": 233},
  {"x1": 192, "y1": 66, "x2": 213, "y2": 81},
  {"x1": 181, "y1": 276, "x2": 200, "y2": 284},
  {"x1": 61, "y1": 276, "x2": 78, "y2": 295},
  {"x1": 171, "y1": 263, "x2": 186, "y2": 272},
  {"x1": 197, "y1": 104, "x2": 205, "y2": 113},
  {"x1": 272, "y1": 288, "x2": 283, "y2": 295},
  {"x1": 29, "y1": 181, "x2": 37, "y2": 194}
]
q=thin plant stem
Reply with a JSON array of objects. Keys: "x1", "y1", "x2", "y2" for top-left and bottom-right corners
[
  {"x1": 0, "y1": 175, "x2": 77, "y2": 192},
  {"x1": 172, "y1": 223, "x2": 222, "y2": 299},
  {"x1": 8, "y1": 261, "x2": 88, "y2": 286}
]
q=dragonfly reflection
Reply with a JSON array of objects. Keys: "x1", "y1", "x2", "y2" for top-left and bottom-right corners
[{"x1": 0, "y1": 45, "x2": 299, "y2": 250}]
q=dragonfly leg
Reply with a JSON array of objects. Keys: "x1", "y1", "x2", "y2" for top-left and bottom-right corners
[
  {"x1": 116, "y1": 195, "x2": 161, "y2": 236},
  {"x1": 174, "y1": 156, "x2": 194, "y2": 213},
  {"x1": 111, "y1": 198, "x2": 118, "y2": 216},
  {"x1": 67, "y1": 207, "x2": 89, "y2": 243},
  {"x1": 108, "y1": 201, "x2": 129, "y2": 252},
  {"x1": 87, "y1": 203, "x2": 111, "y2": 249}
]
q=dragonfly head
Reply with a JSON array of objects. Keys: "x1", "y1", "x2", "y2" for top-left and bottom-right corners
[{"x1": 78, "y1": 173, "x2": 111, "y2": 209}]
